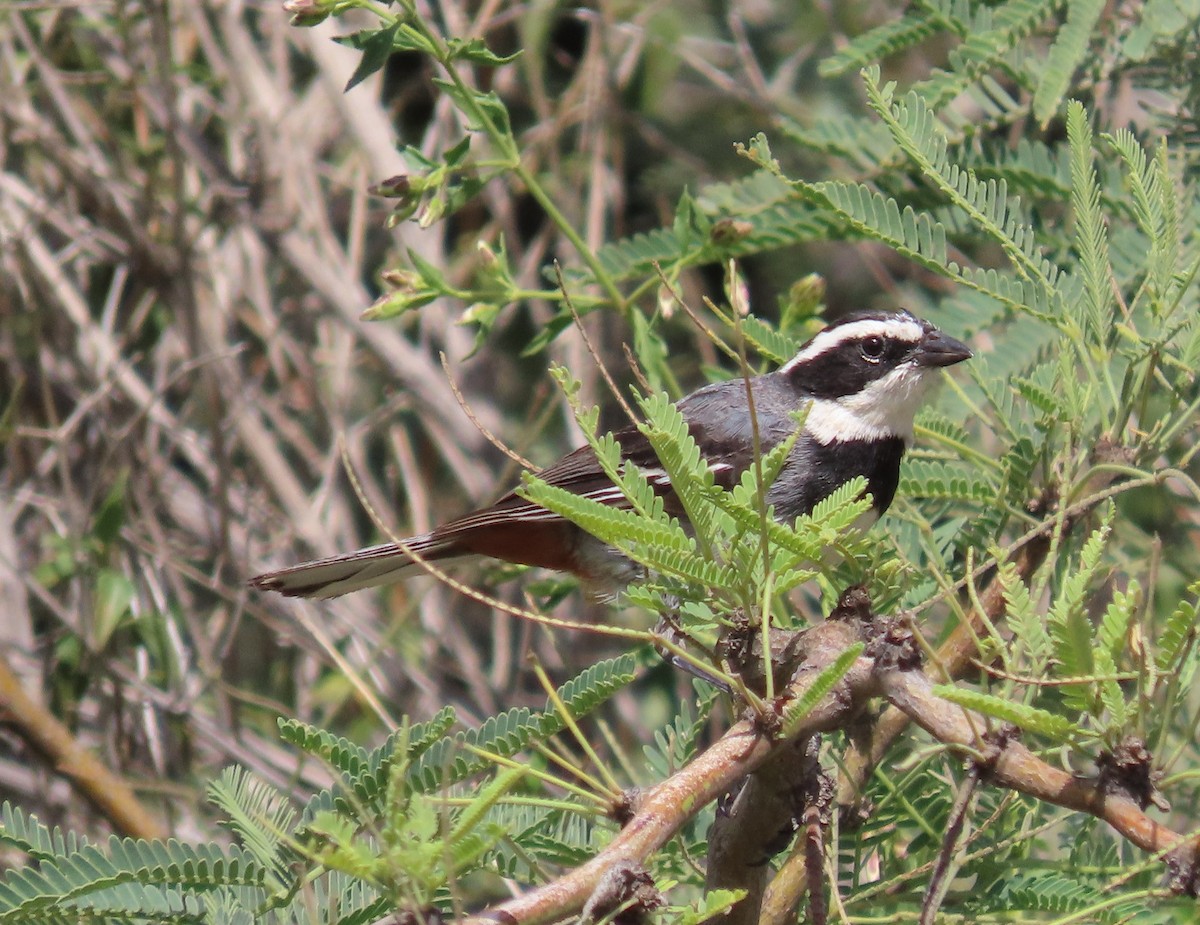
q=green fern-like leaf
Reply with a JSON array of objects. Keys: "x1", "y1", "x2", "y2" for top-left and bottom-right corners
[
  {"x1": 552, "y1": 653, "x2": 639, "y2": 718},
  {"x1": 0, "y1": 837, "x2": 270, "y2": 920},
  {"x1": 642, "y1": 687, "x2": 718, "y2": 781},
  {"x1": 1046, "y1": 513, "x2": 1114, "y2": 712},
  {"x1": 206, "y1": 768, "x2": 295, "y2": 890},
  {"x1": 735, "y1": 314, "x2": 802, "y2": 366},
  {"x1": 405, "y1": 708, "x2": 537, "y2": 795},
  {"x1": 278, "y1": 719, "x2": 369, "y2": 781},
  {"x1": 487, "y1": 807, "x2": 599, "y2": 877},
  {"x1": 1122, "y1": 0, "x2": 1200, "y2": 61},
  {"x1": 781, "y1": 643, "x2": 864, "y2": 736},
  {"x1": 408, "y1": 655, "x2": 636, "y2": 793},
  {"x1": 1090, "y1": 644, "x2": 1129, "y2": 734},
  {"x1": 807, "y1": 475, "x2": 876, "y2": 539},
  {"x1": 291, "y1": 870, "x2": 385, "y2": 925},
  {"x1": 1105, "y1": 129, "x2": 1162, "y2": 234},
  {"x1": 1033, "y1": 0, "x2": 1106, "y2": 124},
  {"x1": 298, "y1": 708, "x2": 460, "y2": 826},
  {"x1": 997, "y1": 435, "x2": 1040, "y2": 506},
  {"x1": 915, "y1": 411, "x2": 973, "y2": 450},
  {"x1": 1101, "y1": 127, "x2": 1185, "y2": 314},
  {"x1": 977, "y1": 138, "x2": 1071, "y2": 200},
  {"x1": 778, "y1": 113, "x2": 896, "y2": 172},
  {"x1": 1011, "y1": 370, "x2": 1067, "y2": 420},
  {"x1": 797, "y1": 180, "x2": 950, "y2": 274},
  {"x1": 556, "y1": 171, "x2": 830, "y2": 291},
  {"x1": 642, "y1": 544, "x2": 735, "y2": 587},
  {"x1": 405, "y1": 705, "x2": 459, "y2": 758},
  {"x1": 901, "y1": 460, "x2": 997, "y2": 503},
  {"x1": 446, "y1": 767, "x2": 524, "y2": 859},
  {"x1": 942, "y1": 73, "x2": 1031, "y2": 143},
  {"x1": 998, "y1": 557, "x2": 1051, "y2": 666},
  {"x1": 1096, "y1": 581, "x2": 1140, "y2": 664},
  {"x1": 932, "y1": 685, "x2": 1082, "y2": 742},
  {"x1": 1156, "y1": 579, "x2": 1200, "y2": 676},
  {"x1": 519, "y1": 477, "x2": 690, "y2": 565},
  {"x1": 793, "y1": 175, "x2": 1066, "y2": 322},
  {"x1": 819, "y1": 9, "x2": 942, "y2": 77},
  {"x1": 981, "y1": 867, "x2": 1102, "y2": 914},
  {"x1": 0, "y1": 804, "x2": 88, "y2": 864},
  {"x1": 915, "y1": 0, "x2": 1053, "y2": 109},
  {"x1": 710, "y1": 471, "x2": 868, "y2": 570},
  {"x1": 637, "y1": 391, "x2": 722, "y2": 544},
  {"x1": 863, "y1": 69, "x2": 1064, "y2": 307},
  {"x1": 1066, "y1": 100, "x2": 1114, "y2": 341},
  {"x1": 672, "y1": 888, "x2": 749, "y2": 925}
]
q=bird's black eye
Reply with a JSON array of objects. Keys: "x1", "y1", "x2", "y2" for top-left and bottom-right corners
[{"x1": 861, "y1": 335, "x2": 885, "y2": 361}]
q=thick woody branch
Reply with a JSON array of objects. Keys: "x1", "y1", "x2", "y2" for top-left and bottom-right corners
[
  {"x1": 704, "y1": 734, "x2": 821, "y2": 925},
  {"x1": 880, "y1": 669, "x2": 1198, "y2": 865},
  {"x1": 837, "y1": 519, "x2": 1053, "y2": 804},
  {"x1": 457, "y1": 639, "x2": 881, "y2": 925}
]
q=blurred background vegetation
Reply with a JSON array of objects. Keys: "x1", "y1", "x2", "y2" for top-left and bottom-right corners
[
  {"x1": 0, "y1": 0, "x2": 886, "y2": 839},
  {"x1": 2, "y1": 0, "x2": 1199, "y2": 878}
]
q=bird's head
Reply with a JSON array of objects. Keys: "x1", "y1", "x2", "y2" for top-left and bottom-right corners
[{"x1": 781, "y1": 309, "x2": 972, "y2": 444}]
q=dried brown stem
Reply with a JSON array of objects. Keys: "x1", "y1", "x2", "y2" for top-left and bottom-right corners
[{"x1": 920, "y1": 764, "x2": 979, "y2": 925}]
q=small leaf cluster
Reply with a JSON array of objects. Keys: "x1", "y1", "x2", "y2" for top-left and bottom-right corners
[{"x1": 0, "y1": 657, "x2": 646, "y2": 922}]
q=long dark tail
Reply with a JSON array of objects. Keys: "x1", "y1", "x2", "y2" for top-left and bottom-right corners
[{"x1": 249, "y1": 534, "x2": 474, "y2": 599}]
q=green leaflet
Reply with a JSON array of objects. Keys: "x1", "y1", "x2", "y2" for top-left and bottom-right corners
[
  {"x1": 407, "y1": 654, "x2": 637, "y2": 793},
  {"x1": 1033, "y1": 0, "x2": 1106, "y2": 124},
  {"x1": 781, "y1": 643, "x2": 864, "y2": 737},
  {"x1": 932, "y1": 685, "x2": 1083, "y2": 742},
  {"x1": 1046, "y1": 512, "x2": 1115, "y2": 714},
  {"x1": 637, "y1": 391, "x2": 723, "y2": 545},
  {"x1": 0, "y1": 803, "x2": 89, "y2": 864},
  {"x1": 206, "y1": 768, "x2": 295, "y2": 891},
  {"x1": 865, "y1": 70, "x2": 1063, "y2": 308},
  {"x1": 900, "y1": 460, "x2": 998, "y2": 503},
  {"x1": 1067, "y1": 101, "x2": 1115, "y2": 344},
  {"x1": 0, "y1": 821, "x2": 270, "y2": 921}
]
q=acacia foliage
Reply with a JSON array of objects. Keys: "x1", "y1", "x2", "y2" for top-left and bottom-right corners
[{"x1": 3, "y1": 1, "x2": 1200, "y2": 923}]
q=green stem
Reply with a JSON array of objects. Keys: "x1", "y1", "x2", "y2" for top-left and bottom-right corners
[
  {"x1": 513, "y1": 164, "x2": 628, "y2": 311},
  {"x1": 393, "y1": 0, "x2": 627, "y2": 312}
]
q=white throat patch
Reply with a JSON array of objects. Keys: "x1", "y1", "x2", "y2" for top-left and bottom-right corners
[{"x1": 803, "y1": 363, "x2": 934, "y2": 445}]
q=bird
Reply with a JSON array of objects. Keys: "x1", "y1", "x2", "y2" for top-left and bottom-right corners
[{"x1": 250, "y1": 309, "x2": 971, "y2": 600}]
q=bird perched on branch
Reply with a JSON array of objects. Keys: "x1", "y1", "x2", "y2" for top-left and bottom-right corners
[{"x1": 250, "y1": 309, "x2": 971, "y2": 600}]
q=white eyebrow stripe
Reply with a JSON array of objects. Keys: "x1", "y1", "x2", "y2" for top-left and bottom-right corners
[{"x1": 780, "y1": 317, "x2": 926, "y2": 373}]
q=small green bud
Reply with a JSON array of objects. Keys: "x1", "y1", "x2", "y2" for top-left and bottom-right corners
[{"x1": 282, "y1": 0, "x2": 332, "y2": 26}]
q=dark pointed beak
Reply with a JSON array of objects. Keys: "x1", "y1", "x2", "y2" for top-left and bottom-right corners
[{"x1": 916, "y1": 328, "x2": 972, "y2": 368}]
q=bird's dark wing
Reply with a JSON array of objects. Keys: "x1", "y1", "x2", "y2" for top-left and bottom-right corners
[
  {"x1": 431, "y1": 424, "x2": 648, "y2": 538},
  {"x1": 435, "y1": 374, "x2": 800, "y2": 535},
  {"x1": 673, "y1": 374, "x2": 802, "y2": 487}
]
